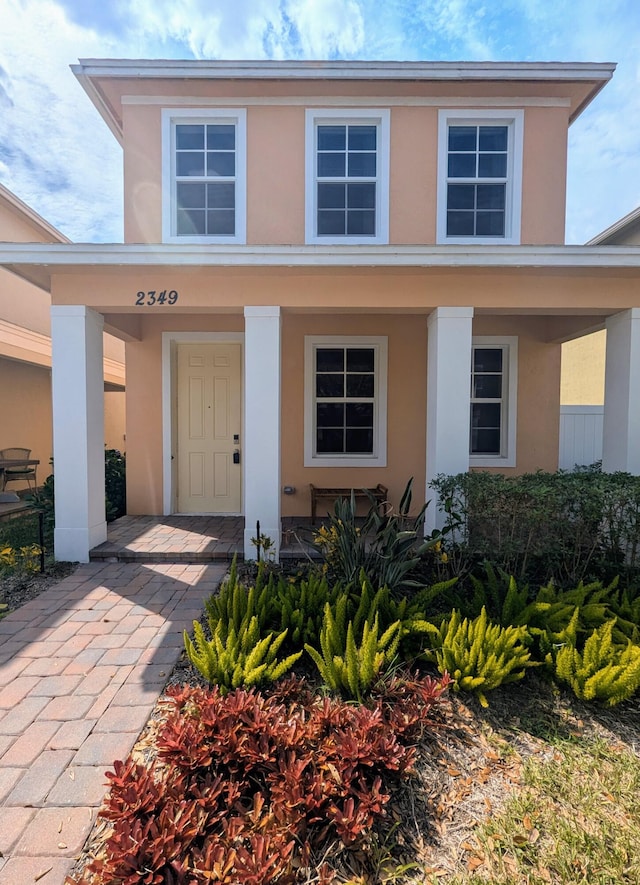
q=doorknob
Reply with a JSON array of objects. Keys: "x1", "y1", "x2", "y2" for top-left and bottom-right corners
[{"x1": 233, "y1": 450, "x2": 240, "y2": 464}]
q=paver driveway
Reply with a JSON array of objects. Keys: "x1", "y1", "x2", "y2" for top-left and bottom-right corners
[{"x1": 0, "y1": 559, "x2": 227, "y2": 884}]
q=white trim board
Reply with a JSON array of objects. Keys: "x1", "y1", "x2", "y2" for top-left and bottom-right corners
[
  {"x1": 123, "y1": 95, "x2": 572, "y2": 108},
  {"x1": 3, "y1": 243, "x2": 640, "y2": 269}
]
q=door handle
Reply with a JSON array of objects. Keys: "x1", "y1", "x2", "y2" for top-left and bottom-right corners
[{"x1": 233, "y1": 450, "x2": 240, "y2": 464}]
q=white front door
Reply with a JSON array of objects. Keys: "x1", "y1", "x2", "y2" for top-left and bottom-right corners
[{"x1": 176, "y1": 342, "x2": 242, "y2": 513}]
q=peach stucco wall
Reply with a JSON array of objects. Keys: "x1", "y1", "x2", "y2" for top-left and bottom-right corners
[
  {"x1": 51, "y1": 267, "x2": 640, "y2": 315},
  {"x1": 389, "y1": 107, "x2": 438, "y2": 244},
  {"x1": 0, "y1": 357, "x2": 52, "y2": 485},
  {"x1": 0, "y1": 358, "x2": 125, "y2": 489},
  {"x1": 105, "y1": 391, "x2": 127, "y2": 451},
  {"x1": 122, "y1": 98, "x2": 569, "y2": 246},
  {"x1": 520, "y1": 107, "x2": 568, "y2": 245},
  {"x1": 561, "y1": 330, "x2": 606, "y2": 406},
  {"x1": 247, "y1": 106, "x2": 305, "y2": 245}
]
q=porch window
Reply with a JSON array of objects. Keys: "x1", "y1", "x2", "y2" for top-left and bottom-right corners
[
  {"x1": 162, "y1": 109, "x2": 246, "y2": 243},
  {"x1": 304, "y1": 336, "x2": 388, "y2": 467},
  {"x1": 470, "y1": 337, "x2": 518, "y2": 467}
]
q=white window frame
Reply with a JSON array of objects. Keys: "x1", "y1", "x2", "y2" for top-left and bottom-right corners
[
  {"x1": 305, "y1": 109, "x2": 390, "y2": 245},
  {"x1": 437, "y1": 109, "x2": 524, "y2": 245},
  {"x1": 161, "y1": 108, "x2": 247, "y2": 244},
  {"x1": 304, "y1": 335, "x2": 388, "y2": 467},
  {"x1": 469, "y1": 336, "x2": 518, "y2": 468}
]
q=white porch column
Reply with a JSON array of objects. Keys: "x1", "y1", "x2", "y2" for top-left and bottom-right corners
[
  {"x1": 51, "y1": 306, "x2": 106, "y2": 562},
  {"x1": 602, "y1": 308, "x2": 640, "y2": 474},
  {"x1": 244, "y1": 306, "x2": 281, "y2": 560},
  {"x1": 425, "y1": 307, "x2": 474, "y2": 534}
]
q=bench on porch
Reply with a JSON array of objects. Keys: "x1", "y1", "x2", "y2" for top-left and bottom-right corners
[{"x1": 309, "y1": 483, "x2": 389, "y2": 524}]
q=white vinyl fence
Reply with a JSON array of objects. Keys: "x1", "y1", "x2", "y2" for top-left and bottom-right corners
[{"x1": 559, "y1": 405, "x2": 604, "y2": 470}]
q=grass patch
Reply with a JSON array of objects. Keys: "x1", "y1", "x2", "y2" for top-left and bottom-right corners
[{"x1": 439, "y1": 734, "x2": 640, "y2": 885}]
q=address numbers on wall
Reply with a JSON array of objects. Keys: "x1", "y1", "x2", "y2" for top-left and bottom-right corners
[{"x1": 135, "y1": 290, "x2": 179, "y2": 306}]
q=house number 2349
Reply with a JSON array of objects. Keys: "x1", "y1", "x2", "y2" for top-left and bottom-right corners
[{"x1": 135, "y1": 289, "x2": 179, "y2": 306}]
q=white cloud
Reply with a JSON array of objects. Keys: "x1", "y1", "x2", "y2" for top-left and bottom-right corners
[
  {"x1": 287, "y1": 0, "x2": 364, "y2": 57},
  {"x1": 0, "y1": 0, "x2": 638, "y2": 243},
  {"x1": 0, "y1": 0, "x2": 124, "y2": 240}
]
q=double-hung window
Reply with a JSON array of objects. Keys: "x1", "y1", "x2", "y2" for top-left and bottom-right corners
[
  {"x1": 162, "y1": 109, "x2": 246, "y2": 243},
  {"x1": 304, "y1": 336, "x2": 388, "y2": 467},
  {"x1": 437, "y1": 110, "x2": 523, "y2": 244},
  {"x1": 305, "y1": 109, "x2": 390, "y2": 244},
  {"x1": 470, "y1": 337, "x2": 518, "y2": 467}
]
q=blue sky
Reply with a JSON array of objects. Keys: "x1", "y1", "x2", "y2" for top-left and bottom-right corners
[{"x1": 0, "y1": 0, "x2": 638, "y2": 243}]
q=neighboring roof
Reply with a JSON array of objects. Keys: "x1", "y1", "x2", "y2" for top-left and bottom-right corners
[
  {"x1": 72, "y1": 58, "x2": 616, "y2": 143},
  {"x1": 0, "y1": 183, "x2": 71, "y2": 244},
  {"x1": 1, "y1": 242, "x2": 638, "y2": 291},
  {"x1": 587, "y1": 205, "x2": 640, "y2": 245}
]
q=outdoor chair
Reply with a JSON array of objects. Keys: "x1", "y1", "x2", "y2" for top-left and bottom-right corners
[{"x1": 0, "y1": 447, "x2": 38, "y2": 493}]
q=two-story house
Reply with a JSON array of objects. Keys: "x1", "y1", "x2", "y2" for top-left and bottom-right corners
[
  {"x1": 0, "y1": 183, "x2": 126, "y2": 490},
  {"x1": 0, "y1": 59, "x2": 639, "y2": 563}
]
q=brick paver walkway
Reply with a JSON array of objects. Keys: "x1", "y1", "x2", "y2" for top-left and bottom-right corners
[{"x1": 0, "y1": 559, "x2": 227, "y2": 884}]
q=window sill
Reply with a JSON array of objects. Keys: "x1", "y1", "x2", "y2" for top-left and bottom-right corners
[
  {"x1": 163, "y1": 234, "x2": 246, "y2": 245},
  {"x1": 438, "y1": 235, "x2": 520, "y2": 246},
  {"x1": 470, "y1": 454, "x2": 516, "y2": 469},
  {"x1": 305, "y1": 235, "x2": 388, "y2": 246},
  {"x1": 304, "y1": 455, "x2": 387, "y2": 468}
]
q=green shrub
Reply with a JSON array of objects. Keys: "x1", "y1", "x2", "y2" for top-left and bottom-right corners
[
  {"x1": 105, "y1": 448, "x2": 126, "y2": 521},
  {"x1": 423, "y1": 607, "x2": 533, "y2": 707},
  {"x1": 430, "y1": 467, "x2": 640, "y2": 586},
  {"x1": 28, "y1": 447, "x2": 126, "y2": 534},
  {"x1": 553, "y1": 619, "x2": 640, "y2": 706}
]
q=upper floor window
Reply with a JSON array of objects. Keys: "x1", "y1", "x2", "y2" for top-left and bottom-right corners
[
  {"x1": 437, "y1": 110, "x2": 523, "y2": 245},
  {"x1": 470, "y1": 337, "x2": 518, "y2": 467},
  {"x1": 304, "y1": 336, "x2": 388, "y2": 467},
  {"x1": 305, "y1": 109, "x2": 390, "y2": 245},
  {"x1": 162, "y1": 109, "x2": 246, "y2": 244}
]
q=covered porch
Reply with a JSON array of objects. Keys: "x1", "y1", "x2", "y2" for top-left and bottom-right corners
[{"x1": 1, "y1": 244, "x2": 639, "y2": 564}]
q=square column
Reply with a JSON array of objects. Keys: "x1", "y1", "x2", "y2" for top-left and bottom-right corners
[
  {"x1": 244, "y1": 306, "x2": 281, "y2": 560},
  {"x1": 602, "y1": 308, "x2": 640, "y2": 474},
  {"x1": 51, "y1": 306, "x2": 106, "y2": 562},
  {"x1": 426, "y1": 307, "x2": 474, "y2": 533}
]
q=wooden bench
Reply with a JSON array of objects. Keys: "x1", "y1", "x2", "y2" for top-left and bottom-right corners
[{"x1": 309, "y1": 483, "x2": 388, "y2": 523}]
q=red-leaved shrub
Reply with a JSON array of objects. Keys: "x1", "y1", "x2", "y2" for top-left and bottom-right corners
[{"x1": 70, "y1": 673, "x2": 448, "y2": 884}]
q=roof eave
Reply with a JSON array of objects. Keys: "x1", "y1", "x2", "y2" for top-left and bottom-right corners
[
  {"x1": 0, "y1": 184, "x2": 71, "y2": 244},
  {"x1": 587, "y1": 205, "x2": 640, "y2": 244}
]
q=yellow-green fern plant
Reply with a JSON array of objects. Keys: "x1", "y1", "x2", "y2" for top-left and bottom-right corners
[
  {"x1": 423, "y1": 607, "x2": 533, "y2": 706},
  {"x1": 184, "y1": 615, "x2": 302, "y2": 693},
  {"x1": 305, "y1": 602, "x2": 402, "y2": 701},
  {"x1": 553, "y1": 619, "x2": 640, "y2": 706},
  {"x1": 204, "y1": 556, "x2": 274, "y2": 634}
]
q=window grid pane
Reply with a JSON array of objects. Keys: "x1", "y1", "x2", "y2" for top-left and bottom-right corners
[
  {"x1": 174, "y1": 122, "x2": 236, "y2": 237},
  {"x1": 470, "y1": 346, "x2": 506, "y2": 456},
  {"x1": 315, "y1": 346, "x2": 376, "y2": 455},
  {"x1": 446, "y1": 123, "x2": 509, "y2": 240},
  {"x1": 316, "y1": 122, "x2": 377, "y2": 238}
]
